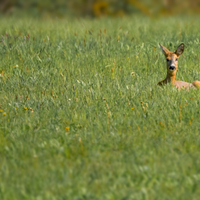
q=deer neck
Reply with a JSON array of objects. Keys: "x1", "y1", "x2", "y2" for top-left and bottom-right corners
[{"x1": 165, "y1": 73, "x2": 176, "y2": 85}]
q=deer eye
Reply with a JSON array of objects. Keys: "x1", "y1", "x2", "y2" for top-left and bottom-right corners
[
  {"x1": 175, "y1": 58, "x2": 178, "y2": 61},
  {"x1": 166, "y1": 59, "x2": 170, "y2": 62}
]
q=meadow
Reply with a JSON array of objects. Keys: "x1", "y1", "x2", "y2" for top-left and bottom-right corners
[{"x1": 0, "y1": 15, "x2": 200, "y2": 200}]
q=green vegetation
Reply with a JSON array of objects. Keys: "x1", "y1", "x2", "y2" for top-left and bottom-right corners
[
  {"x1": 0, "y1": 16, "x2": 200, "y2": 200},
  {"x1": 1, "y1": 0, "x2": 200, "y2": 17}
]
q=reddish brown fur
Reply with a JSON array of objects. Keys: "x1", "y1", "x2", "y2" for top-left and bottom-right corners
[{"x1": 158, "y1": 43, "x2": 200, "y2": 89}]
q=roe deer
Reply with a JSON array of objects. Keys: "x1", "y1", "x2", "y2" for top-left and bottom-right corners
[{"x1": 158, "y1": 43, "x2": 200, "y2": 89}]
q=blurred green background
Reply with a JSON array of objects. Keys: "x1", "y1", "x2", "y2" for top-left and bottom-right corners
[{"x1": 1, "y1": 0, "x2": 200, "y2": 18}]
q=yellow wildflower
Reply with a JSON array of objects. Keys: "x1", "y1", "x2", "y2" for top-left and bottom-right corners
[
  {"x1": 65, "y1": 127, "x2": 69, "y2": 132},
  {"x1": 24, "y1": 107, "x2": 27, "y2": 110},
  {"x1": 0, "y1": 110, "x2": 3, "y2": 112},
  {"x1": 3, "y1": 112, "x2": 6, "y2": 116},
  {"x1": 93, "y1": 1, "x2": 108, "y2": 17}
]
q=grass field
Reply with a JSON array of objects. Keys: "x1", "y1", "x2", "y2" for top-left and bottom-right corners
[{"x1": 0, "y1": 15, "x2": 200, "y2": 200}]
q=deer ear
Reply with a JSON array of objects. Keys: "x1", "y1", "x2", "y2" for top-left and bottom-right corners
[
  {"x1": 175, "y1": 43, "x2": 184, "y2": 56},
  {"x1": 159, "y1": 44, "x2": 170, "y2": 57}
]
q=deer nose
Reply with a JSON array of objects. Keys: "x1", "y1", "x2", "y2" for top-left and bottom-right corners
[{"x1": 169, "y1": 66, "x2": 176, "y2": 71}]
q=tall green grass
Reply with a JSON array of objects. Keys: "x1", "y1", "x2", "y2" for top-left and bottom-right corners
[{"x1": 0, "y1": 16, "x2": 200, "y2": 200}]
